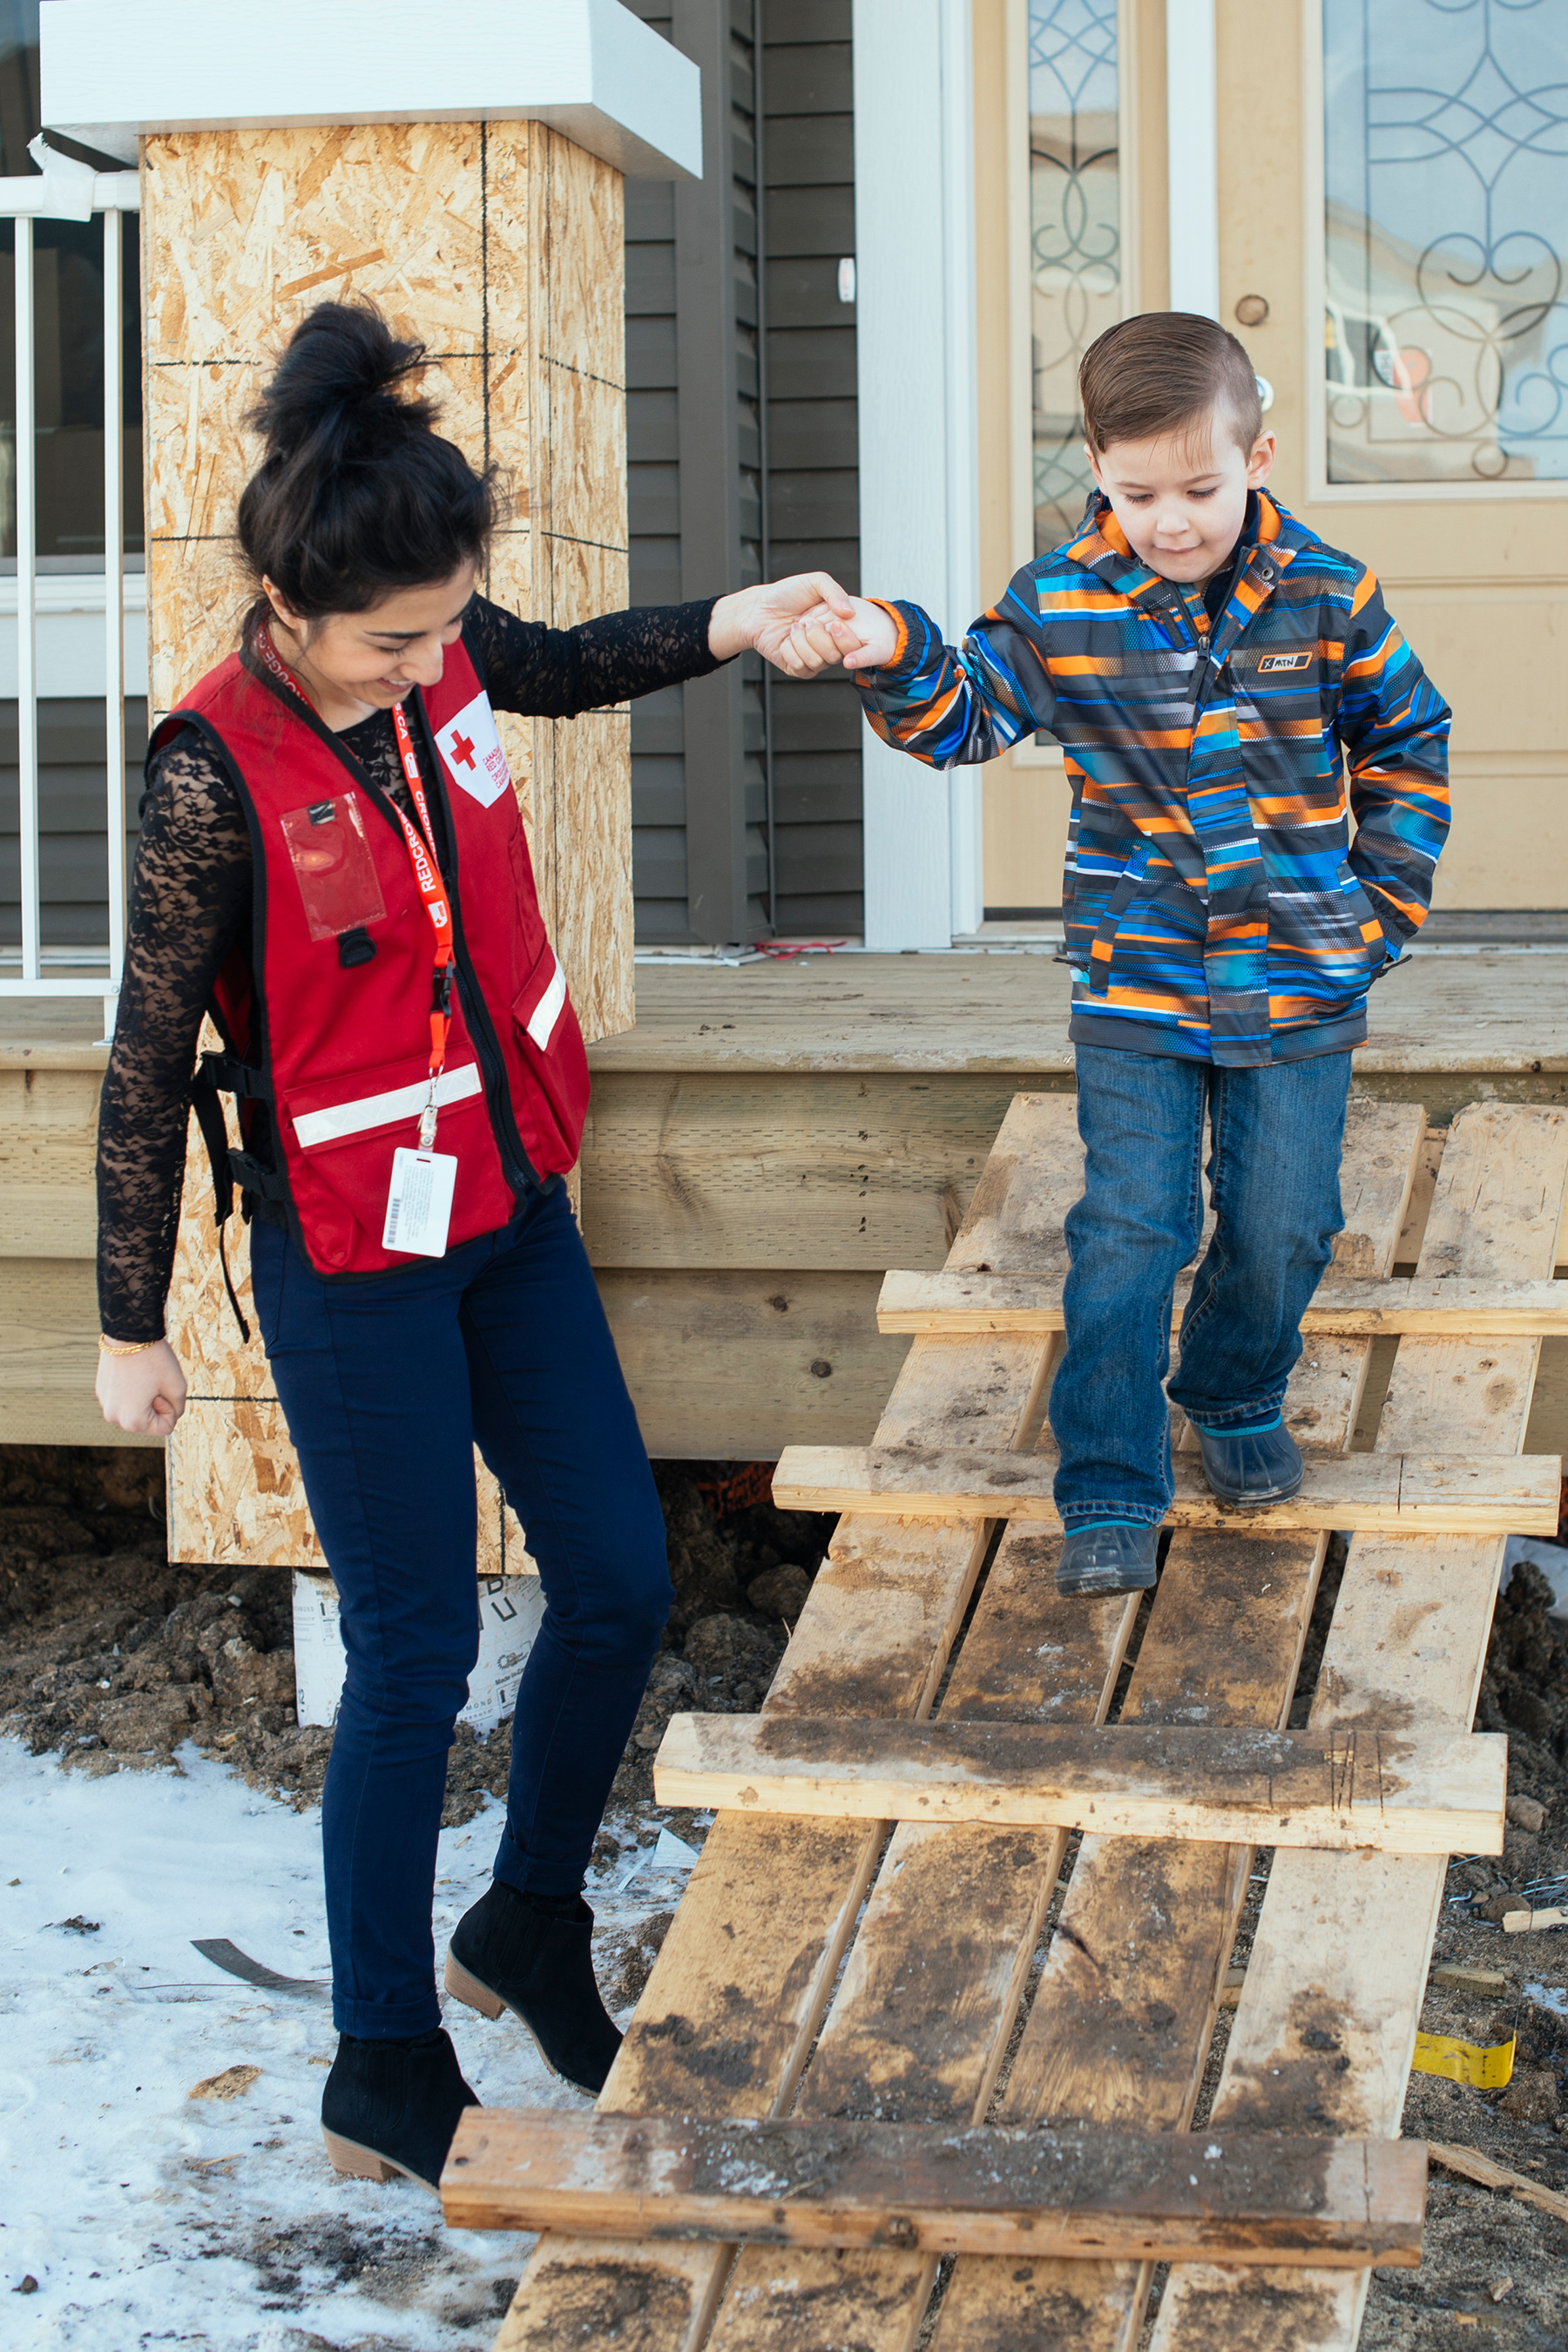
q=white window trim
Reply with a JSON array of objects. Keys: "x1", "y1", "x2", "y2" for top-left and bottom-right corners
[
  {"x1": 855, "y1": 0, "x2": 983, "y2": 950},
  {"x1": 1301, "y1": 0, "x2": 1568, "y2": 505},
  {"x1": 1165, "y1": 0, "x2": 1219, "y2": 321}
]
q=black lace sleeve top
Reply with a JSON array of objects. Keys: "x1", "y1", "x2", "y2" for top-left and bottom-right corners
[{"x1": 97, "y1": 593, "x2": 723, "y2": 1342}]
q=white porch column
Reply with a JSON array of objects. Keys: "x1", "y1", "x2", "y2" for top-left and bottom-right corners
[
  {"x1": 1165, "y1": 0, "x2": 1220, "y2": 318},
  {"x1": 853, "y1": 0, "x2": 981, "y2": 950}
]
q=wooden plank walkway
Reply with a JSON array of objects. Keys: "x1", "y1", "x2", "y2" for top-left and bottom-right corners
[{"x1": 452, "y1": 1089, "x2": 1566, "y2": 2352}]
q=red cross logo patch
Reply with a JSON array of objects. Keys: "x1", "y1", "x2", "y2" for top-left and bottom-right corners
[{"x1": 436, "y1": 692, "x2": 512, "y2": 808}]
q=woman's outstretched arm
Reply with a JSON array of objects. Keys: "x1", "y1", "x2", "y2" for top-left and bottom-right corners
[{"x1": 468, "y1": 574, "x2": 857, "y2": 715}]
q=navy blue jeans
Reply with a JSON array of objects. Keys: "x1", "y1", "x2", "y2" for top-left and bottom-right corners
[
  {"x1": 1050, "y1": 1045, "x2": 1352, "y2": 1530},
  {"x1": 251, "y1": 1183, "x2": 672, "y2": 2038}
]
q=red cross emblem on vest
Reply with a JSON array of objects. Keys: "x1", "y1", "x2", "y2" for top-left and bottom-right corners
[{"x1": 449, "y1": 730, "x2": 477, "y2": 770}]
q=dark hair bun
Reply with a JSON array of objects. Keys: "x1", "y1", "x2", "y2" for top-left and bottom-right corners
[
  {"x1": 239, "y1": 299, "x2": 497, "y2": 622},
  {"x1": 250, "y1": 301, "x2": 438, "y2": 465}
]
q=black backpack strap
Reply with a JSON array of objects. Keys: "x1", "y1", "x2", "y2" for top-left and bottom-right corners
[{"x1": 189, "y1": 1054, "x2": 280, "y2": 1345}]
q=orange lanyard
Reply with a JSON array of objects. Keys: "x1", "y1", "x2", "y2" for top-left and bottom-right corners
[
  {"x1": 388, "y1": 697, "x2": 456, "y2": 1099},
  {"x1": 259, "y1": 626, "x2": 455, "y2": 1145}
]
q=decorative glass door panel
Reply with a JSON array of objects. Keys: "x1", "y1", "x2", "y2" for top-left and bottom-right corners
[
  {"x1": 1029, "y1": 0, "x2": 1122, "y2": 550},
  {"x1": 1322, "y1": 0, "x2": 1568, "y2": 486}
]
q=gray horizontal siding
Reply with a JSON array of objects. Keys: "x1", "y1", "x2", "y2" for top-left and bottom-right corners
[
  {"x1": 626, "y1": 0, "x2": 861, "y2": 943},
  {"x1": 625, "y1": 2, "x2": 689, "y2": 939},
  {"x1": 760, "y1": 0, "x2": 859, "y2": 936}
]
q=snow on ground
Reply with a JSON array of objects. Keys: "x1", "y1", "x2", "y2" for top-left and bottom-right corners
[{"x1": 0, "y1": 1738, "x2": 697, "y2": 2352}]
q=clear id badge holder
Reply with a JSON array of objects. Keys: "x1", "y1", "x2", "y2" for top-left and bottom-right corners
[{"x1": 280, "y1": 794, "x2": 387, "y2": 941}]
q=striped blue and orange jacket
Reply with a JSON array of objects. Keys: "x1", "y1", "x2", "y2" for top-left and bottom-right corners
[{"x1": 857, "y1": 490, "x2": 1451, "y2": 1065}]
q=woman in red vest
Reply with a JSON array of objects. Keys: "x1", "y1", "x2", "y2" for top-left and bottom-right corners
[{"x1": 94, "y1": 301, "x2": 850, "y2": 2192}]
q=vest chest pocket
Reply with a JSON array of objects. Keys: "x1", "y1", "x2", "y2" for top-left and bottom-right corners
[
  {"x1": 279, "y1": 793, "x2": 387, "y2": 942},
  {"x1": 510, "y1": 943, "x2": 591, "y2": 1172}
]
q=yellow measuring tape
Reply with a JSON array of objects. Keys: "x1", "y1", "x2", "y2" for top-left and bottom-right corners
[{"x1": 1411, "y1": 2032, "x2": 1515, "y2": 2090}]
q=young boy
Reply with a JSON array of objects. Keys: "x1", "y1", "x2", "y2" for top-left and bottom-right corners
[{"x1": 797, "y1": 312, "x2": 1450, "y2": 1597}]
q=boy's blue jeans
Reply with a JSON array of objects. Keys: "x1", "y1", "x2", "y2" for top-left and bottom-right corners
[{"x1": 1050, "y1": 1044, "x2": 1352, "y2": 1530}]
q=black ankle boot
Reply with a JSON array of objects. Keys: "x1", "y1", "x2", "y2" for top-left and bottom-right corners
[
  {"x1": 445, "y1": 1881, "x2": 622, "y2": 2095},
  {"x1": 320, "y1": 2025, "x2": 478, "y2": 2192}
]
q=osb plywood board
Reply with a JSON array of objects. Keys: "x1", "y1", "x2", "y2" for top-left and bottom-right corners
[
  {"x1": 141, "y1": 124, "x2": 490, "y2": 364},
  {"x1": 540, "y1": 707, "x2": 634, "y2": 1046},
  {"x1": 169, "y1": 1393, "x2": 535, "y2": 1582},
  {"x1": 150, "y1": 118, "x2": 627, "y2": 1567}
]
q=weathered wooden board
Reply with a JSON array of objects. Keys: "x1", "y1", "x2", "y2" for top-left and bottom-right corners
[
  {"x1": 1150, "y1": 1101, "x2": 1568, "y2": 2352},
  {"x1": 653, "y1": 1715, "x2": 1504, "y2": 1855},
  {"x1": 877, "y1": 1268, "x2": 1568, "y2": 1340},
  {"x1": 773, "y1": 1442, "x2": 1562, "y2": 1534},
  {"x1": 443, "y1": 2112, "x2": 1426, "y2": 2267}
]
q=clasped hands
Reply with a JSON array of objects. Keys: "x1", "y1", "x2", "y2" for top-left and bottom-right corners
[{"x1": 707, "y1": 574, "x2": 899, "y2": 679}]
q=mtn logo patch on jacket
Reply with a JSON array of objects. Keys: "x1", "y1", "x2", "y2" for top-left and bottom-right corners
[{"x1": 855, "y1": 490, "x2": 1450, "y2": 1067}]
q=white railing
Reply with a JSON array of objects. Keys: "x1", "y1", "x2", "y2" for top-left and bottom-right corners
[{"x1": 0, "y1": 138, "x2": 140, "y2": 1038}]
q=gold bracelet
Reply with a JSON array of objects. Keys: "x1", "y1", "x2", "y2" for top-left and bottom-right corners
[{"x1": 98, "y1": 1334, "x2": 159, "y2": 1357}]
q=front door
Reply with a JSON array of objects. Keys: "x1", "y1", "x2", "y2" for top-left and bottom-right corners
[{"x1": 1220, "y1": 0, "x2": 1568, "y2": 919}]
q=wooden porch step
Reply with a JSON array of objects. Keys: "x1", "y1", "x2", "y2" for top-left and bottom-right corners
[
  {"x1": 652, "y1": 1714, "x2": 1505, "y2": 1854},
  {"x1": 877, "y1": 1267, "x2": 1568, "y2": 1338},
  {"x1": 442, "y1": 2110, "x2": 1426, "y2": 2268},
  {"x1": 772, "y1": 1440, "x2": 1562, "y2": 1534}
]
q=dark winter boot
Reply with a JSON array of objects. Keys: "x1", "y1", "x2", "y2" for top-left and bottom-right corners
[
  {"x1": 445, "y1": 1881, "x2": 622, "y2": 2095},
  {"x1": 1194, "y1": 1421, "x2": 1304, "y2": 1505},
  {"x1": 320, "y1": 2025, "x2": 478, "y2": 2192},
  {"x1": 1056, "y1": 1522, "x2": 1159, "y2": 1597}
]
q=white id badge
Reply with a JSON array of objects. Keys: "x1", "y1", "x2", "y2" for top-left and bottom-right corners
[{"x1": 382, "y1": 1148, "x2": 458, "y2": 1256}]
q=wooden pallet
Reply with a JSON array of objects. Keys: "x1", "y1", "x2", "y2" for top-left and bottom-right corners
[{"x1": 458, "y1": 1093, "x2": 1568, "y2": 2352}]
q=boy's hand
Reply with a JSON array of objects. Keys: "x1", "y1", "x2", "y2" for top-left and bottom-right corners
[
  {"x1": 708, "y1": 573, "x2": 861, "y2": 675},
  {"x1": 784, "y1": 595, "x2": 900, "y2": 673}
]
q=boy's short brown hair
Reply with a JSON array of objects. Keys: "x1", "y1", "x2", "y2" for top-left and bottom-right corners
[{"x1": 1079, "y1": 312, "x2": 1262, "y2": 456}]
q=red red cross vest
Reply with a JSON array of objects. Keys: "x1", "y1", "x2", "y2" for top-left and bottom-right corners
[{"x1": 154, "y1": 628, "x2": 591, "y2": 1281}]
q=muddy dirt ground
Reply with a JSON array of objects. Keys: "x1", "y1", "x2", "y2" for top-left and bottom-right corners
[{"x1": 3, "y1": 1447, "x2": 1565, "y2": 2346}]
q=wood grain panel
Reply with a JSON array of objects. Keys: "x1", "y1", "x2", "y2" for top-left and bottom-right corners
[
  {"x1": 579, "y1": 1070, "x2": 1028, "y2": 1272},
  {"x1": 595, "y1": 1266, "x2": 907, "y2": 1458},
  {"x1": 0, "y1": 1258, "x2": 164, "y2": 1446}
]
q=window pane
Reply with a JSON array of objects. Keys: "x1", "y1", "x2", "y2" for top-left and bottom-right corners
[
  {"x1": 1029, "y1": 0, "x2": 1120, "y2": 551},
  {"x1": 1324, "y1": 0, "x2": 1568, "y2": 486}
]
